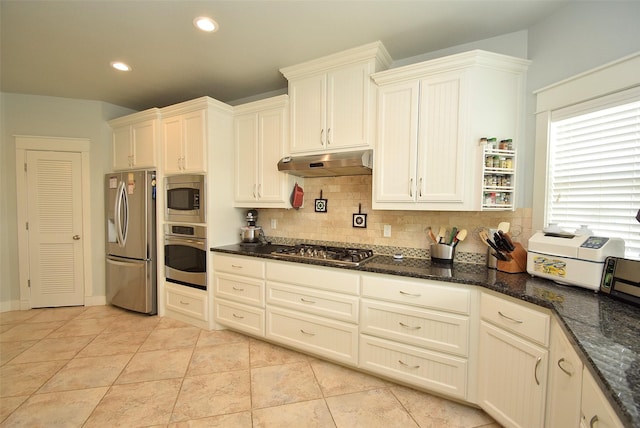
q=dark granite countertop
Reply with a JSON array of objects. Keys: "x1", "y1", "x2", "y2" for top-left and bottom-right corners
[{"x1": 211, "y1": 244, "x2": 640, "y2": 427}]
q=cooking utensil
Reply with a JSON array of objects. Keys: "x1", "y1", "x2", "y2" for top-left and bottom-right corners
[
  {"x1": 447, "y1": 227, "x2": 458, "y2": 245},
  {"x1": 425, "y1": 227, "x2": 437, "y2": 243},
  {"x1": 498, "y1": 221, "x2": 510, "y2": 234},
  {"x1": 452, "y1": 229, "x2": 467, "y2": 247},
  {"x1": 437, "y1": 226, "x2": 446, "y2": 244},
  {"x1": 498, "y1": 230, "x2": 516, "y2": 252}
]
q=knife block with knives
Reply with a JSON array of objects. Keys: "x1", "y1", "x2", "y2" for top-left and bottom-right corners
[{"x1": 496, "y1": 242, "x2": 527, "y2": 273}]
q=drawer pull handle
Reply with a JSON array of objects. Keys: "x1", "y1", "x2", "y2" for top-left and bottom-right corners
[
  {"x1": 498, "y1": 311, "x2": 523, "y2": 324},
  {"x1": 399, "y1": 322, "x2": 421, "y2": 330},
  {"x1": 300, "y1": 298, "x2": 316, "y2": 304},
  {"x1": 232, "y1": 313, "x2": 245, "y2": 319},
  {"x1": 179, "y1": 300, "x2": 190, "y2": 305},
  {"x1": 589, "y1": 415, "x2": 598, "y2": 428},
  {"x1": 300, "y1": 329, "x2": 316, "y2": 336},
  {"x1": 399, "y1": 290, "x2": 421, "y2": 297},
  {"x1": 398, "y1": 360, "x2": 420, "y2": 369},
  {"x1": 231, "y1": 264, "x2": 243, "y2": 269},
  {"x1": 534, "y1": 357, "x2": 542, "y2": 385},
  {"x1": 232, "y1": 286, "x2": 245, "y2": 291},
  {"x1": 557, "y1": 358, "x2": 573, "y2": 376}
]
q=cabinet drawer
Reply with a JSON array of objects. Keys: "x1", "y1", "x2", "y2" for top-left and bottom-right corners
[
  {"x1": 362, "y1": 275, "x2": 471, "y2": 314},
  {"x1": 267, "y1": 282, "x2": 359, "y2": 323},
  {"x1": 215, "y1": 299, "x2": 265, "y2": 337},
  {"x1": 215, "y1": 273, "x2": 265, "y2": 307},
  {"x1": 266, "y1": 307, "x2": 358, "y2": 366},
  {"x1": 166, "y1": 285, "x2": 208, "y2": 321},
  {"x1": 266, "y1": 261, "x2": 360, "y2": 295},
  {"x1": 360, "y1": 334, "x2": 467, "y2": 399},
  {"x1": 361, "y1": 299, "x2": 469, "y2": 356},
  {"x1": 481, "y1": 292, "x2": 550, "y2": 346},
  {"x1": 213, "y1": 254, "x2": 265, "y2": 279}
]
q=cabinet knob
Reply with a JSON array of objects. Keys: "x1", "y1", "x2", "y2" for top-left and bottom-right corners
[{"x1": 72, "y1": 235, "x2": 81, "y2": 240}]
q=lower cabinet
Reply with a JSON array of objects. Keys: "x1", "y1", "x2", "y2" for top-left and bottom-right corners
[
  {"x1": 478, "y1": 292, "x2": 550, "y2": 428},
  {"x1": 266, "y1": 306, "x2": 359, "y2": 365},
  {"x1": 360, "y1": 334, "x2": 468, "y2": 399},
  {"x1": 214, "y1": 299, "x2": 265, "y2": 337},
  {"x1": 165, "y1": 282, "x2": 209, "y2": 329},
  {"x1": 581, "y1": 367, "x2": 624, "y2": 428}
]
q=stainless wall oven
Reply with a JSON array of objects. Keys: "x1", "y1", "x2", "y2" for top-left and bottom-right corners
[
  {"x1": 164, "y1": 224, "x2": 207, "y2": 290},
  {"x1": 165, "y1": 174, "x2": 205, "y2": 223}
]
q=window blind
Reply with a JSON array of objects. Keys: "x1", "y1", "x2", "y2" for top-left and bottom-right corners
[{"x1": 548, "y1": 98, "x2": 640, "y2": 259}]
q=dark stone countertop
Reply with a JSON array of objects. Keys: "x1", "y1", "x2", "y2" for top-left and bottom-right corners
[{"x1": 211, "y1": 244, "x2": 640, "y2": 427}]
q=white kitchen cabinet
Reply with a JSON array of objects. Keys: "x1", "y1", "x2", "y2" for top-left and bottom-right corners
[
  {"x1": 478, "y1": 292, "x2": 550, "y2": 428},
  {"x1": 371, "y1": 50, "x2": 530, "y2": 211},
  {"x1": 546, "y1": 317, "x2": 583, "y2": 428},
  {"x1": 280, "y1": 41, "x2": 391, "y2": 155},
  {"x1": 165, "y1": 282, "x2": 209, "y2": 329},
  {"x1": 265, "y1": 260, "x2": 361, "y2": 365},
  {"x1": 109, "y1": 108, "x2": 160, "y2": 170},
  {"x1": 581, "y1": 367, "x2": 624, "y2": 428},
  {"x1": 359, "y1": 273, "x2": 476, "y2": 400},
  {"x1": 162, "y1": 109, "x2": 206, "y2": 174},
  {"x1": 213, "y1": 254, "x2": 266, "y2": 336},
  {"x1": 233, "y1": 95, "x2": 297, "y2": 208}
]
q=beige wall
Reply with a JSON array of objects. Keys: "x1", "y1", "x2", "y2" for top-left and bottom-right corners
[{"x1": 259, "y1": 175, "x2": 532, "y2": 257}]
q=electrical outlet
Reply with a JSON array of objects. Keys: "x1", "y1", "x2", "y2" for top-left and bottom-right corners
[
  {"x1": 271, "y1": 219, "x2": 277, "y2": 229},
  {"x1": 383, "y1": 224, "x2": 391, "y2": 237}
]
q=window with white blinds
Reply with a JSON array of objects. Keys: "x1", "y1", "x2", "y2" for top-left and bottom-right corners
[{"x1": 548, "y1": 94, "x2": 640, "y2": 259}]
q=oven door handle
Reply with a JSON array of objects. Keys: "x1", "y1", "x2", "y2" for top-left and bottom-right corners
[{"x1": 164, "y1": 236, "x2": 206, "y2": 251}]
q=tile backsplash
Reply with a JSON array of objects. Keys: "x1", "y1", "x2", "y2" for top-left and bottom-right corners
[{"x1": 257, "y1": 175, "x2": 533, "y2": 262}]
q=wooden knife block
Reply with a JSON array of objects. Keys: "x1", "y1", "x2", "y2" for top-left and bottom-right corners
[{"x1": 497, "y1": 242, "x2": 527, "y2": 274}]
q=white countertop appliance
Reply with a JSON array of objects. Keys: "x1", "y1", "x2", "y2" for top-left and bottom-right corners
[{"x1": 527, "y1": 232, "x2": 625, "y2": 290}]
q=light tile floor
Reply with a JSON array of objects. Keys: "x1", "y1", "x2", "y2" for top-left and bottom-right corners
[{"x1": 0, "y1": 305, "x2": 501, "y2": 427}]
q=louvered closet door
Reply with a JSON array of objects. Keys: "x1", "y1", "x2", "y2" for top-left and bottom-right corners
[{"x1": 27, "y1": 151, "x2": 84, "y2": 307}]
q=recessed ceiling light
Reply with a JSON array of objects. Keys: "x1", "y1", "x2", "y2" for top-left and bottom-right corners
[
  {"x1": 111, "y1": 61, "x2": 131, "y2": 72},
  {"x1": 194, "y1": 16, "x2": 218, "y2": 32}
]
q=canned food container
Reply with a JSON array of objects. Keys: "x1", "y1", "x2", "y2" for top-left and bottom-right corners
[{"x1": 431, "y1": 243, "x2": 455, "y2": 264}]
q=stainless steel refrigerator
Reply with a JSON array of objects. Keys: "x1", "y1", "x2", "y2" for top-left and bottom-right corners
[{"x1": 105, "y1": 170, "x2": 157, "y2": 314}]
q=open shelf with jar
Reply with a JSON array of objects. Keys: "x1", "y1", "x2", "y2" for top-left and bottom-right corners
[{"x1": 481, "y1": 139, "x2": 515, "y2": 211}]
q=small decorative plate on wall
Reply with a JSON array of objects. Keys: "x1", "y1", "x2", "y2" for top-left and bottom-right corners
[
  {"x1": 315, "y1": 190, "x2": 327, "y2": 213},
  {"x1": 352, "y1": 203, "x2": 367, "y2": 228}
]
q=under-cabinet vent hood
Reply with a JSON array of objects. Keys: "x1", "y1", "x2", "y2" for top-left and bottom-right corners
[{"x1": 277, "y1": 150, "x2": 373, "y2": 177}]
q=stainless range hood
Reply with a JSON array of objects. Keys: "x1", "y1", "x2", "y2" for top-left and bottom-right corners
[{"x1": 277, "y1": 150, "x2": 373, "y2": 177}]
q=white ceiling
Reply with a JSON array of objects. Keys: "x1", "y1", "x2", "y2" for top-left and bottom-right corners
[{"x1": 1, "y1": 0, "x2": 569, "y2": 111}]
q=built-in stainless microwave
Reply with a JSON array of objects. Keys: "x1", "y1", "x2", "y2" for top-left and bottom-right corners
[{"x1": 165, "y1": 174, "x2": 205, "y2": 223}]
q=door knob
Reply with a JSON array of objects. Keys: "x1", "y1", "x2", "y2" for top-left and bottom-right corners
[{"x1": 73, "y1": 235, "x2": 81, "y2": 240}]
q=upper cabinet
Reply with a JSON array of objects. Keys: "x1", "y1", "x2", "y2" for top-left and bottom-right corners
[
  {"x1": 234, "y1": 95, "x2": 297, "y2": 208},
  {"x1": 280, "y1": 41, "x2": 392, "y2": 155},
  {"x1": 161, "y1": 97, "x2": 233, "y2": 175},
  {"x1": 108, "y1": 108, "x2": 160, "y2": 171},
  {"x1": 371, "y1": 50, "x2": 530, "y2": 211}
]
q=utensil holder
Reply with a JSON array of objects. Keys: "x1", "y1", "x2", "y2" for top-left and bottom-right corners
[
  {"x1": 431, "y1": 243, "x2": 455, "y2": 264},
  {"x1": 497, "y1": 242, "x2": 527, "y2": 273},
  {"x1": 486, "y1": 247, "x2": 497, "y2": 269}
]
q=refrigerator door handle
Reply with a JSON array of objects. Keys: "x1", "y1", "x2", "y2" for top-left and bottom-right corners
[{"x1": 115, "y1": 181, "x2": 129, "y2": 247}]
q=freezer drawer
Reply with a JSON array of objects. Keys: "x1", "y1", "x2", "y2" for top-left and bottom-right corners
[{"x1": 106, "y1": 256, "x2": 156, "y2": 314}]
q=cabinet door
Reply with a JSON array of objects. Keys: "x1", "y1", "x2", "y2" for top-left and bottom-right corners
[
  {"x1": 131, "y1": 119, "x2": 156, "y2": 168},
  {"x1": 373, "y1": 80, "x2": 420, "y2": 203},
  {"x1": 416, "y1": 72, "x2": 465, "y2": 204},
  {"x1": 234, "y1": 113, "x2": 259, "y2": 203},
  {"x1": 581, "y1": 368, "x2": 624, "y2": 428},
  {"x1": 257, "y1": 107, "x2": 288, "y2": 203},
  {"x1": 182, "y1": 110, "x2": 206, "y2": 173},
  {"x1": 112, "y1": 125, "x2": 132, "y2": 170},
  {"x1": 163, "y1": 115, "x2": 184, "y2": 174},
  {"x1": 327, "y1": 62, "x2": 370, "y2": 150},
  {"x1": 289, "y1": 74, "x2": 326, "y2": 153},
  {"x1": 546, "y1": 321, "x2": 583, "y2": 428},
  {"x1": 479, "y1": 321, "x2": 548, "y2": 428}
]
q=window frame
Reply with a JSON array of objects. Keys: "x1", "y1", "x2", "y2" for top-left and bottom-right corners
[{"x1": 532, "y1": 52, "x2": 640, "y2": 238}]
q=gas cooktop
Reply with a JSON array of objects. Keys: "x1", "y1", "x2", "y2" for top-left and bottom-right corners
[{"x1": 270, "y1": 244, "x2": 374, "y2": 266}]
